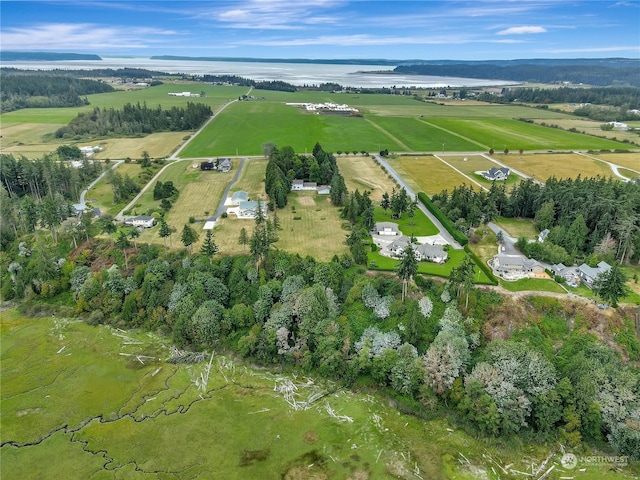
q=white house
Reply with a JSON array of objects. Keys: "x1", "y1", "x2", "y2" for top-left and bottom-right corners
[
  {"x1": 225, "y1": 191, "x2": 249, "y2": 207},
  {"x1": 388, "y1": 236, "x2": 412, "y2": 256},
  {"x1": 291, "y1": 180, "x2": 318, "y2": 191},
  {"x1": 538, "y1": 229, "x2": 550, "y2": 243},
  {"x1": 217, "y1": 158, "x2": 232, "y2": 172},
  {"x1": 577, "y1": 261, "x2": 611, "y2": 288},
  {"x1": 483, "y1": 167, "x2": 510, "y2": 181},
  {"x1": 374, "y1": 222, "x2": 400, "y2": 236},
  {"x1": 316, "y1": 185, "x2": 331, "y2": 195},
  {"x1": 415, "y1": 244, "x2": 448, "y2": 263},
  {"x1": 237, "y1": 201, "x2": 268, "y2": 219},
  {"x1": 492, "y1": 254, "x2": 544, "y2": 277},
  {"x1": 125, "y1": 215, "x2": 156, "y2": 228}
]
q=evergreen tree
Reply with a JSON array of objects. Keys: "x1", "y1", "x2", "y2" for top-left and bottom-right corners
[
  {"x1": 200, "y1": 229, "x2": 219, "y2": 263},
  {"x1": 158, "y1": 221, "x2": 172, "y2": 253},
  {"x1": 397, "y1": 244, "x2": 418, "y2": 302},
  {"x1": 238, "y1": 227, "x2": 249, "y2": 252},
  {"x1": 116, "y1": 232, "x2": 131, "y2": 270},
  {"x1": 181, "y1": 224, "x2": 199, "y2": 253},
  {"x1": 592, "y1": 263, "x2": 630, "y2": 308}
]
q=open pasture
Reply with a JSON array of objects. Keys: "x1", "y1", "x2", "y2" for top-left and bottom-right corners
[
  {"x1": 393, "y1": 155, "x2": 477, "y2": 195},
  {"x1": 180, "y1": 101, "x2": 404, "y2": 157},
  {"x1": 593, "y1": 152, "x2": 640, "y2": 172},
  {"x1": 230, "y1": 157, "x2": 267, "y2": 198},
  {"x1": 499, "y1": 152, "x2": 614, "y2": 182},
  {"x1": 493, "y1": 216, "x2": 539, "y2": 240},
  {"x1": 428, "y1": 117, "x2": 631, "y2": 151},
  {"x1": 90, "y1": 132, "x2": 188, "y2": 160},
  {"x1": 337, "y1": 155, "x2": 398, "y2": 200},
  {"x1": 530, "y1": 118, "x2": 640, "y2": 145},
  {"x1": 368, "y1": 116, "x2": 482, "y2": 151},
  {"x1": 366, "y1": 102, "x2": 573, "y2": 119}
]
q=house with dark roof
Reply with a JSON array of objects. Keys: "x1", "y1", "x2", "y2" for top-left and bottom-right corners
[
  {"x1": 200, "y1": 160, "x2": 214, "y2": 171},
  {"x1": 483, "y1": 167, "x2": 510, "y2": 181}
]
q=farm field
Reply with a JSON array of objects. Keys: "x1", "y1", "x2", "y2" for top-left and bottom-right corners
[
  {"x1": 367, "y1": 116, "x2": 482, "y2": 151},
  {"x1": 392, "y1": 155, "x2": 476, "y2": 195},
  {"x1": 441, "y1": 154, "x2": 523, "y2": 189},
  {"x1": 90, "y1": 132, "x2": 190, "y2": 160},
  {"x1": 427, "y1": 118, "x2": 630, "y2": 152},
  {"x1": 179, "y1": 101, "x2": 404, "y2": 157},
  {"x1": 593, "y1": 153, "x2": 640, "y2": 171},
  {"x1": 336, "y1": 155, "x2": 398, "y2": 201},
  {"x1": 530, "y1": 118, "x2": 640, "y2": 145},
  {"x1": 229, "y1": 157, "x2": 268, "y2": 199},
  {"x1": 499, "y1": 152, "x2": 614, "y2": 182},
  {"x1": 6, "y1": 311, "x2": 627, "y2": 480}
]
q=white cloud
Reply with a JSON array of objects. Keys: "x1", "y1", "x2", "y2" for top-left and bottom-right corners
[
  {"x1": 497, "y1": 26, "x2": 547, "y2": 35},
  {"x1": 0, "y1": 23, "x2": 179, "y2": 51}
]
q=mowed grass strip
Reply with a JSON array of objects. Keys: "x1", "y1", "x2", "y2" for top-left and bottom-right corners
[
  {"x1": 181, "y1": 101, "x2": 404, "y2": 157},
  {"x1": 428, "y1": 117, "x2": 631, "y2": 151},
  {"x1": 230, "y1": 157, "x2": 268, "y2": 198},
  {"x1": 337, "y1": 155, "x2": 398, "y2": 201},
  {"x1": 368, "y1": 116, "x2": 481, "y2": 151},
  {"x1": 393, "y1": 155, "x2": 475, "y2": 195},
  {"x1": 499, "y1": 153, "x2": 613, "y2": 182}
]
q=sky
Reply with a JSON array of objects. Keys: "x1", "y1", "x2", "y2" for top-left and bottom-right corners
[{"x1": 1, "y1": 1, "x2": 639, "y2": 60}]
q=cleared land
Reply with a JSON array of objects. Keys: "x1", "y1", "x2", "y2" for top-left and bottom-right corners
[
  {"x1": 493, "y1": 216, "x2": 539, "y2": 239},
  {"x1": 530, "y1": 117, "x2": 640, "y2": 145},
  {"x1": 336, "y1": 155, "x2": 398, "y2": 200},
  {"x1": 499, "y1": 153, "x2": 613, "y2": 182},
  {"x1": 393, "y1": 155, "x2": 474, "y2": 195}
]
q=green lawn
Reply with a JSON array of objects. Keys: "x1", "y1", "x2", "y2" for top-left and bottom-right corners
[
  {"x1": 500, "y1": 278, "x2": 568, "y2": 293},
  {"x1": 373, "y1": 206, "x2": 439, "y2": 236},
  {"x1": 493, "y1": 216, "x2": 539, "y2": 240}
]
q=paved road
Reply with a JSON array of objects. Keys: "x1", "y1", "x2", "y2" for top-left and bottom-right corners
[
  {"x1": 211, "y1": 156, "x2": 247, "y2": 220},
  {"x1": 74, "y1": 159, "x2": 123, "y2": 212},
  {"x1": 373, "y1": 154, "x2": 463, "y2": 250}
]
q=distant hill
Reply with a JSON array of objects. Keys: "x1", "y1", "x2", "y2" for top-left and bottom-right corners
[
  {"x1": 393, "y1": 59, "x2": 640, "y2": 87},
  {"x1": 0, "y1": 51, "x2": 102, "y2": 61},
  {"x1": 150, "y1": 55, "x2": 402, "y2": 66}
]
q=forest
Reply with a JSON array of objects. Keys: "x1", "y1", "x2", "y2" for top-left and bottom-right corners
[
  {"x1": 54, "y1": 102, "x2": 212, "y2": 139},
  {"x1": 477, "y1": 86, "x2": 640, "y2": 109},
  {"x1": 394, "y1": 63, "x2": 640, "y2": 87},
  {"x1": 0, "y1": 73, "x2": 114, "y2": 112},
  {"x1": 432, "y1": 177, "x2": 640, "y2": 266}
]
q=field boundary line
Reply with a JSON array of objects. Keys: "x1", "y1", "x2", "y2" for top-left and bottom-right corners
[
  {"x1": 433, "y1": 155, "x2": 488, "y2": 192},
  {"x1": 417, "y1": 118, "x2": 488, "y2": 150},
  {"x1": 364, "y1": 118, "x2": 412, "y2": 151}
]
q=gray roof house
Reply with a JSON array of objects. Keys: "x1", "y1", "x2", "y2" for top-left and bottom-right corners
[
  {"x1": 388, "y1": 236, "x2": 412, "y2": 256},
  {"x1": 375, "y1": 222, "x2": 400, "y2": 236},
  {"x1": 415, "y1": 244, "x2": 448, "y2": 264},
  {"x1": 483, "y1": 167, "x2": 510, "y2": 181},
  {"x1": 217, "y1": 158, "x2": 232, "y2": 172},
  {"x1": 493, "y1": 254, "x2": 543, "y2": 275},
  {"x1": 228, "y1": 191, "x2": 249, "y2": 205},
  {"x1": 577, "y1": 261, "x2": 611, "y2": 287}
]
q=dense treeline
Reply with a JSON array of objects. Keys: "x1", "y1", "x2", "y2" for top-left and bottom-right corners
[
  {"x1": 394, "y1": 64, "x2": 640, "y2": 87},
  {"x1": 54, "y1": 102, "x2": 212, "y2": 138},
  {"x1": 478, "y1": 86, "x2": 640, "y2": 109},
  {"x1": 433, "y1": 176, "x2": 640, "y2": 264},
  {"x1": 264, "y1": 143, "x2": 343, "y2": 209},
  {"x1": 0, "y1": 52, "x2": 101, "y2": 61},
  {"x1": 0, "y1": 73, "x2": 114, "y2": 112}
]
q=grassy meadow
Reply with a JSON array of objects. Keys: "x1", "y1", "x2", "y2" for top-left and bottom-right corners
[
  {"x1": 392, "y1": 155, "x2": 476, "y2": 195},
  {"x1": 499, "y1": 152, "x2": 614, "y2": 182},
  {"x1": 593, "y1": 153, "x2": 640, "y2": 171},
  {"x1": 337, "y1": 155, "x2": 398, "y2": 201},
  {"x1": 5, "y1": 311, "x2": 631, "y2": 479}
]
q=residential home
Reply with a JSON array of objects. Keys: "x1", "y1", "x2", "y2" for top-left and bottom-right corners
[
  {"x1": 482, "y1": 167, "x2": 510, "y2": 181},
  {"x1": 216, "y1": 158, "x2": 232, "y2": 172},
  {"x1": 493, "y1": 254, "x2": 543, "y2": 275},
  {"x1": 388, "y1": 236, "x2": 412, "y2": 256},
  {"x1": 316, "y1": 185, "x2": 331, "y2": 195},
  {"x1": 577, "y1": 261, "x2": 611, "y2": 288},
  {"x1": 200, "y1": 161, "x2": 214, "y2": 171},
  {"x1": 226, "y1": 191, "x2": 249, "y2": 206},
  {"x1": 125, "y1": 215, "x2": 156, "y2": 228},
  {"x1": 291, "y1": 179, "x2": 318, "y2": 191},
  {"x1": 237, "y1": 201, "x2": 268, "y2": 219},
  {"x1": 374, "y1": 222, "x2": 400, "y2": 236},
  {"x1": 415, "y1": 244, "x2": 448, "y2": 263},
  {"x1": 538, "y1": 229, "x2": 550, "y2": 243}
]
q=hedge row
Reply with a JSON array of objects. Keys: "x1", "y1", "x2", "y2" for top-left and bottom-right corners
[
  {"x1": 417, "y1": 192, "x2": 468, "y2": 246},
  {"x1": 464, "y1": 245, "x2": 499, "y2": 286}
]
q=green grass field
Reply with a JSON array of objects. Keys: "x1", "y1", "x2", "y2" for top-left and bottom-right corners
[
  {"x1": 373, "y1": 207, "x2": 439, "y2": 236},
  {"x1": 393, "y1": 155, "x2": 476, "y2": 195},
  {"x1": 499, "y1": 278, "x2": 567, "y2": 293},
  {"x1": 337, "y1": 155, "x2": 399, "y2": 201},
  {"x1": 493, "y1": 217, "x2": 539, "y2": 240}
]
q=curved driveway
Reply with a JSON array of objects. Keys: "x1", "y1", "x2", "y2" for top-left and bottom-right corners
[{"x1": 373, "y1": 154, "x2": 463, "y2": 250}]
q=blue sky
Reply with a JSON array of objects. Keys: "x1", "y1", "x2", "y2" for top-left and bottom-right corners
[{"x1": 1, "y1": 1, "x2": 639, "y2": 60}]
